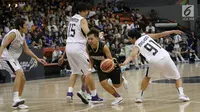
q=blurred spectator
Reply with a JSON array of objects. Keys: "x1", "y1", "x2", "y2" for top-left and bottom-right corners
[
  {"x1": 180, "y1": 40, "x2": 189, "y2": 60},
  {"x1": 31, "y1": 31, "x2": 42, "y2": 48},
  {"x1": 4, "y1": 22, "x2": 10, "y2": 33},
  {"x1": 121, "y1": 20, "x2": 130, "y2": 30},
  {"x1": 52, "y1": 45, "x2": 62, "y2": 63},
  {"x1": 145, "y1": 22, "x2": 155, "y2": 33},
  {"x1": 26, "y1": 33, "x2": 32, "y2": 46}
]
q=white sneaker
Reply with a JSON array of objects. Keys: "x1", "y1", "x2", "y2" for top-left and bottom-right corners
[
  {"x1": 85, "y1": 93, "x2": 92, "y2": 100},
  {"x1": 135, "y1": 97, "x2": 143, "y2": 103},
  {"x1": 179, "y1": 95, "x2": 190, "y2": 102},
  {"x1": 122, "y1": 76, "x2": 128, "y2": 89},
  {"x1": 77, "y1": 91, "x2": 89, "y2": 104},
  {"x1": 12, "y1": 99, "x2": 25, "y2": 108},
  {"x1": 18, "y1": 104, "x2": 29, "y2": 109},
  {"x1": 111, "y1": 97, "x2": 123, "y2": 105},
  {"x1": 66, "y1": 96, "x2": 73, "y2": 103}
]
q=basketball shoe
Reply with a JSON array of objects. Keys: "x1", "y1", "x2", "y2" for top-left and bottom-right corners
[
  {"x1": 90, "y1": 94, "x2": 103, "y2": 103},
  {"x1": 77, "y1": 90, "x2": 89, "y2": 104},
  {"x1": 111, "y1": 97, "x2": 123, "y2": 105},
  {"x1": 135, "y1": 96, "x2": 143, "y2": 103},
  {"x1": 179, "y1": 95, "x2": 190, "y2": 102},
  {"x1": 12, "y1": 98, "x2": 25, "y2": 108},
  {"x1": 66, "y1": 92, "x2": 73, "y2": 103}
]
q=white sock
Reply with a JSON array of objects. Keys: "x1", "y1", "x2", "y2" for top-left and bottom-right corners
[
  {"x1": 139, "y1": 90, "x2": 144, "y2": 97},
  {"x1": 13, "y1": 92, "x2": 19, "y2": 101},
  {"x1": 68, "y1": 87, "x2": 73, "y2": 93},
  {"x1": 91, "y1": 89, "x2": 97, "y2": 97},
  {"x1": 178, "y1": 87, "x2": 184, "y2": 96}
]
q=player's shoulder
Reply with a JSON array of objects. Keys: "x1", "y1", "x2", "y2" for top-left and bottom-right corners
[
  {"x1": 135, "y1": 35, "x2": 148, "y2": 43},
  {"x1": 5, "y1": 29, "x2": 18, "y2": 38},
  {"x1": 72, "y1": 14, "x2": 84, "y2": 19}
]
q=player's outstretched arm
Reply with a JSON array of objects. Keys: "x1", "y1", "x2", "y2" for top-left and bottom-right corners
[
  {"x1": 121, "y1": 46, "x2": 139, "y2": 66},
  {"x1": 0, "y1": 32, "x2": 16, "y2": 57},
  {"x1": 148, "y1": 30, "x2": 184, "y2": 39},
  {"x1": 23, "y1": 40, "x2": 47, "y2": 65}
]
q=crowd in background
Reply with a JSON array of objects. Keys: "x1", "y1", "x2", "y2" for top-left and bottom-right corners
[{"x1": 0, "y1": 0, "x2": 199, "y2": 70}]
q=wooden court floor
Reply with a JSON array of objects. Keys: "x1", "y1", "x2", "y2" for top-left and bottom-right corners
[{"x1": 0, "y1": 63, "x2": 200, "y2": 112}]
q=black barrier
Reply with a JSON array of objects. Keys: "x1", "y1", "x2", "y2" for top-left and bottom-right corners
[
  {"x1": 18, "y1": 47, "x2": 45, "y2": 81},
  {"x1": 0, "y1": 47, "x2": 45, "y2": 83}
]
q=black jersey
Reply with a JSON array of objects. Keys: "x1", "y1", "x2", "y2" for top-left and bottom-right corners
[{"x1": 87, "y1": 41, "x2": 106, "y2": 70}]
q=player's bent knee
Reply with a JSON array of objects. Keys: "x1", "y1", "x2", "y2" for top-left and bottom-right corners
[
  {"x1": 113, "y1": 84, "x2": 120, "y2": 88},
  {"x1": 100, "y1": 80, "x2": 109, "y2": 86},
  {"x1": 15, "y1": 69, "x2": 24, "y2": 77}
]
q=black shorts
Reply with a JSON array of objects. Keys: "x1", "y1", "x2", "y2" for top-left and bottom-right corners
[{"x1": 97, "y1": 65, "x2": 121, "y2": 84}]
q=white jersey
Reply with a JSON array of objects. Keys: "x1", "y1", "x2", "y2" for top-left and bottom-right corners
[
  {"x1": 66, "y1": 14, "x2": 87, "y2": 45},
  {"x1": 1, "y1": 29, "x2": 25, "y2": 60},
  {"x1": 135, "y1": 35, "x2": 169, "y2": 62}
]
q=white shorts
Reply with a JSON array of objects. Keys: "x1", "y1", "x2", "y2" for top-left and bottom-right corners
[
  {"x1": 66, "y1": 43, "x2": 90, "y2": 75},
  {"x1": 146, "y1": 56, "x2": 180, "y2": 80},
  {"x1": 0, "y1": 59, "x2": 22, "y2": 77}
]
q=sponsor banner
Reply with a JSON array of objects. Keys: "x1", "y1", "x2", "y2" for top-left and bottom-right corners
[{"x1": 19, "y1": 47, "x2": 45, "y2": 80}]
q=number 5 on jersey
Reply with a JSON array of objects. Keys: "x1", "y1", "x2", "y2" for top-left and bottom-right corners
[{"x1": 68, "y1": 23, "x2": 76, "y2": 37}]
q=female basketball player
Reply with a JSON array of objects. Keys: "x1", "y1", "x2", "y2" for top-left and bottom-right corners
[{"x1": 86, "y1": 28, "x2": 128, "y2": 105}]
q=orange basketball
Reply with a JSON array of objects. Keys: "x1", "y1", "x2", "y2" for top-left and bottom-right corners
[{"x1": 100, "y1": 59, "x2": 115, "y2": 73}]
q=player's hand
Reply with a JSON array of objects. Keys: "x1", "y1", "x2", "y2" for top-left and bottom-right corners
[
  {"x1": 37, "y1": 58, "x2": 47, "y2": 65},
  {"x1": 173, "y1": 30, "x2": 184, "y2": 35},
  {"x1": 58, "y1": 57, "x2": 64, "y2": 65}
]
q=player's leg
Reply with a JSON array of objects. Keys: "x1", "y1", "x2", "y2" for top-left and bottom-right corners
[
  {"x1": 111, "y1": 66, "x2": 128, "y2": 89},
  {"x1": 12, "y1": 69, "x2": 26, "y2": 108},
  {"x1": 19, "y1": 75, "x2": 26, "y2": 97},
  {"x1": 78, "y1": 50, "x2": 103, "y2": 103},
  {"x1": 100, "y1": 79, "x2": 123, "y2": 105},
  {"x1": 98, "y1": 71, "x2": 122, "y2": 105},
  {"x1": 83, "y1": 71, "x2": 103, "y2": 103},
  {"x1": 15, "y1": 70, "x2": 28, "y2": 109},
  {"x1": 136, "y1": 67, "x2": 152, "y2": 103},
  {"x1": 164, "y1": 56, "x2": 190, "y2": 102},
  {"x1": 77, "y1": 75, "x2": 91, "y2": 104},
  {"x1": 82, "y1": 75, "x2": 92, "y2": 100},
  {"x1": 2, "y1": 60, "x2": 26, "y2": 108},
  {"x1": 65, "y1": 50, "x2": 80, "y2": 103}
]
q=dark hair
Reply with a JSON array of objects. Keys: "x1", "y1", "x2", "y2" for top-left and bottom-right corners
[
  {"x1": 76, "y1": 2, "x2": 91, "y2": 12},
  {"x1": 87, "y1": 28, "x2": 99, "y2": 38},
  {"x1": 15, "y1": 18, "x2": 26, "y2": 30},
  {"x1": 128, "y1": 29, "x2": 141, "y2": 39}
]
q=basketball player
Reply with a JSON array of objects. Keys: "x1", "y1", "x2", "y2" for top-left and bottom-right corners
[
  {"x1": 86, "y1": 29, "x2": 128, "y2": 105},
  {"x1": 59, "y1": 2, "x2": 103, "y2": 104},
  {"x1": 121, "y1": 29, "x2": 190, "y2": 103},
  {"x1": 0, "y1": 18, "x2": 47, "y2": 109}
]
